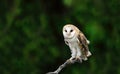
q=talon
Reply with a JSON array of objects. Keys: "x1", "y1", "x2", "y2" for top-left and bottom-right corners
[
  {"x1": 67, "y1": 58, "x2": 75, "y2": 64},
  {"x1": 71, "y1": 58, "x2": 76, "y2": 60}
]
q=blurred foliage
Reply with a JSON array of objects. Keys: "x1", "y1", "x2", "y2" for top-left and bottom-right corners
[{"x1": 0, "y1": 0, "x2": 120, "y2": 74}]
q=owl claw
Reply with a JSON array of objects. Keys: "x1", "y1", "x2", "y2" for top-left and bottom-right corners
[{"x1": 67, "y1": 57, "x2": 76, "y2": 64}]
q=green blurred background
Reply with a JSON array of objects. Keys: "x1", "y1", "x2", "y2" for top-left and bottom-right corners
[{"x1": 0, "y1": 0, "x2": 120, "y2": 74}]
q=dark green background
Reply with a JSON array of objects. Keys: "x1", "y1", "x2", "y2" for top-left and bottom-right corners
[{"x1": 0, "y1": 0, "x2": 120, "y2": 74}]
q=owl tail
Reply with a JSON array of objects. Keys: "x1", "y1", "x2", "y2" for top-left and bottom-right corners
[
  {"x1": 82, "y1": 51, "x2": 91, "y2": 61},
  {"x1": 83, "y1": 57, "x2": 88, "y2": 61},
  {"x1": 87, "y1": 40, "x2": 90, "y2": 44},
  {"x1": 87, "y1": 51, "x2": 92, "y2": 57}
]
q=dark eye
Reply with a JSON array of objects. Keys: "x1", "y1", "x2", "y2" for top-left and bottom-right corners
[
  {"x1": 70, "y1": 29, "x2": 73, "y2": 32},
  {"x1": 65, "y1": 30, "x2": 67, "y2": 32}
]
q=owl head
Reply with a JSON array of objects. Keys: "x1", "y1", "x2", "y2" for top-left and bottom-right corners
[{"x1": 63, "y1": 24, "x2": 78, "y2": 39}]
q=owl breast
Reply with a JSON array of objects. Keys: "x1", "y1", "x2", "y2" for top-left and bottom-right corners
[{"x1": 65, "y1": 36, "x2": 78, "y2": 48}]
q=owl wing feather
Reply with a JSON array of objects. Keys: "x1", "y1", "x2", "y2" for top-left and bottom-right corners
[{"x1": 77, "y1": 32, "x2": 89, "y2": 56}]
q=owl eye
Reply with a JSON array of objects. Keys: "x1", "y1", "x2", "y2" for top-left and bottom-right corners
[
  {"x1": 70, "y1": 29, "x2": 73, "y2": 32},
  {"x1": 65, "y1": 30, "x2": 67, "y2": 32}
]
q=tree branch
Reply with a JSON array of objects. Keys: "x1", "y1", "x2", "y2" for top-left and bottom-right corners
[{"x1": 46, "y1": 59, "x2": 78, "y2": 74}]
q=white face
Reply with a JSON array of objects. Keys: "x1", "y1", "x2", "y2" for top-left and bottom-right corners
[{"x1": 63, "y1": 26, "x2": 76, "y2": 39}]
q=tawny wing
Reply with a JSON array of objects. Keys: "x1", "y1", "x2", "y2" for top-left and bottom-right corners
[{"x1": 77, "y1": 32, "x2": 89, "y2": 56}]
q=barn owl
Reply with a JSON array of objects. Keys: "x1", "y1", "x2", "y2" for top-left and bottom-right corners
[{"x1": 63, "y1": 24, "x2": 92, "y2": 63}]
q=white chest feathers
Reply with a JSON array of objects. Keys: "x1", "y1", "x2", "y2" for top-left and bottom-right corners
[{"x1": 65, "y1": 36, "x2": 79, "y2": 48}]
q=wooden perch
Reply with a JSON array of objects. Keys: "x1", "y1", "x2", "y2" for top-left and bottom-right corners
[{"x1": 46, "y1": 59, "x2": 79, "y2": 74}]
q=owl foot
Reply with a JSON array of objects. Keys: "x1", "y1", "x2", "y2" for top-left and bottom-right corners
[
  {"x1": 68, "y1": 58, "x2": 76, "y2": 64},
  {"x1": 76, "y1": 57, "x2": 82, "y2": 63}
]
